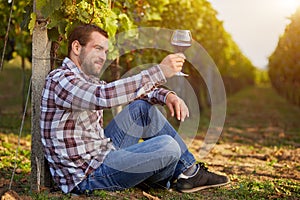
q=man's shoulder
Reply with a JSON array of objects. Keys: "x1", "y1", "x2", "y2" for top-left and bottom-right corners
[
  {"x1": 48, "y1": 58, "x2": 78, "y2": 76},
  {"x1": 47, "y1": 65, "x2": 68, "y2": 76}
]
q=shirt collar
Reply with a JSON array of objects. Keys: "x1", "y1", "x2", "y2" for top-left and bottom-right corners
[{"x1": 62, "y1": 57, "x2": 81, "y2": 74}]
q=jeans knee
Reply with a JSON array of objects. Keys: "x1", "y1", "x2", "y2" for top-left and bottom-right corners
[
  {"x1": 158, "y1": 135, "x2": 181, "y2": 161},
  {"x1": 130, "y1": 100, "x2": 151, "y2": 110},
  {"x1": 129, "y1": 100, "x2": 151, "y2": 118}
]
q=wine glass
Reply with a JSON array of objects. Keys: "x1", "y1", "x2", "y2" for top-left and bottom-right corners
[{"x1": 171, "y1": 30, "x2": 192, "y2": 76}]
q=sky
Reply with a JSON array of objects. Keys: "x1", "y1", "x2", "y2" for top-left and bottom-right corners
[{"x1": 208, "y1": 0, "x2": 300, "y2": 69}]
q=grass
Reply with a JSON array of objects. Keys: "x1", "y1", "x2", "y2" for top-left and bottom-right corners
[
  {"x1": 0, "y1": 57, "x2": 32, "y2": 136},
  {"x1": 1, "y1": 59, "x2": 300, "y2": 199}
]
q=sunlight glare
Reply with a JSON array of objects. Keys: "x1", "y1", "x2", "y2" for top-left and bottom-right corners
[{"x1": 279, "y1": 0, "x2": 300, "y2": 14}]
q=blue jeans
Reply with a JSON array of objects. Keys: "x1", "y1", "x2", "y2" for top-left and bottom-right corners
[{"x1": 73, "y1": 100, "x2": 196, "y2": 193}]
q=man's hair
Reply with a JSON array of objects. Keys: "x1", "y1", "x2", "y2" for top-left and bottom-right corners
[{"x1": 67, "y1": 24, "x2": 108, "y2": 56}]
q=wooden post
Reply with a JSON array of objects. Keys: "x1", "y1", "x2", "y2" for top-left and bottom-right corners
[{"x1": 30, "y1": 1, "x2": 51, "y2": 191}]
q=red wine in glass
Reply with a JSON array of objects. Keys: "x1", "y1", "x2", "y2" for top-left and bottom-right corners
[
  {"x1": 171, "y1": 30, "x2": 192, "y2": 76},
  {"x1": 171, "y1": 42, "x2": 191, "y2": 53}
]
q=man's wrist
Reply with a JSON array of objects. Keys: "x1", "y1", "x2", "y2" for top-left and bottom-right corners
[
  {"x1": 164, "y1": 91, "x2": 177, "y2": 103},
  {"x1": 147, "y1": 65, "x2": 167, "y2": 85}
]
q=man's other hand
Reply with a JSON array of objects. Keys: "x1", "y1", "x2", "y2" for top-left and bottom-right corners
[{"x1": 166, "y1": 93, "x2": 189, "y2": 122}]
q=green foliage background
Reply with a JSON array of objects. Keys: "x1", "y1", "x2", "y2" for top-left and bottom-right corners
[
  {"x1": 2, "y1": 0, "x2": 300, "y2": 106},
  {"x1": 0, "y1": 0, "x2": 32, "y2": 61},
  {"x1": 268, "y1": 7, "x2": 300, "y2": 106},
  {"x1": 2, "y1": 0, "x2": 257, "y2": 96}
]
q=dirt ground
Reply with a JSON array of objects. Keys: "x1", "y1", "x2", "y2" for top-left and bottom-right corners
[
  {"x1": 189, "y1": 129, "x2": 300, "y2": 184},
  {"x1": 2, "y1": 127, "x2": 299, "y2": 199}
]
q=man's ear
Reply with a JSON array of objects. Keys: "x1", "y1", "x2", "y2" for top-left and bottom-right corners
[{"x1": 71, "y1": 40, "x2": 81, "y2": 56}]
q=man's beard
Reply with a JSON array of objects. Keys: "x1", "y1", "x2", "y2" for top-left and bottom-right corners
[{"x1": 79, "y1": 50, "x2": 103, "y2": 78}]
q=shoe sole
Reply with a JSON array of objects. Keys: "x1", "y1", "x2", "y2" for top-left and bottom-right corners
[{"x1": 178, "y1": 180, "x2": 231, "y2": 193}]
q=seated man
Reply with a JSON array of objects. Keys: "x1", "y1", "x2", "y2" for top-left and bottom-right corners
[{"x1": 40, "y1": 24, "x2": 230, "y2": 194}]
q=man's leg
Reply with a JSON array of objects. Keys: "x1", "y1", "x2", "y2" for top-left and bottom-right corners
[
  {"x1": 104, "y1": 100, "x2": 196, "y2": 179},
  {"x1": 103, "y1": 100, "x2": 230, "y2": 193},
  {"x1": 74, "y1": 135, "x2": 181, "y2": 193},
  {"x1": 73, "y1": 100, "x2": 229, "y2": 194}
]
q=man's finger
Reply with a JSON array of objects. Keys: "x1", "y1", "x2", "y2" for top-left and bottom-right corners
[
  {"x1": 175, "y1": 101, "x2": 181, "y2": 121},
  {"x1": 167, "y1": 102, "x2": 175, "y2": 117},
  {"x1": 180, "y1": 106, "x2": 185, "y2": 122},
  {"x1": 180, "y1": 100, "x2": 189, "y2": 121},
  {"x1": 175, "y1": 53, "x2": 186, "y2": 59}
]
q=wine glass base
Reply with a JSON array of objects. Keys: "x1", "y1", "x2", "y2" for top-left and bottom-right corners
[{"x1": 175, "y1": 72, "x2": 189, "y2": 76}]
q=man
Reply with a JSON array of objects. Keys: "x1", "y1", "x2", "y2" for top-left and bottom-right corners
[{"x1": 40, "y1": 24, "x2": 230, "y2": 194}]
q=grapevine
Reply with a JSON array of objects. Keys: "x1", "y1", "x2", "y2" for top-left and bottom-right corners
[
  {"x1": 0, "y1": 0, "x2": 257, "y2": 95},
  {"x1": 269, "y1": 8, "x2": 300, "y2": 106}
]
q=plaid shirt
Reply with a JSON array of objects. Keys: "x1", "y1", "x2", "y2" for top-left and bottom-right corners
[{"x1": 40, "y1": 57, "x2": 171, "y2": 193}]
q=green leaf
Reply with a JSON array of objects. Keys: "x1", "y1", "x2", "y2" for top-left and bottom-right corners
[
  {"x1": 40, "y1": 0, "x2": 62, "y2": 18},
  {"x1": 105, "y1": 16, "x2": 118, "y2": 38},
  {"x1": 118, "y1": 13, "x2": 136, "y2": 32},
  {"x1": 47, "y1": 27, "x2": 60, "y2": 42},
  {"x1": 28, "y1": 12, "x2": 36, "y2": 35},
  {"x1": 36, "y1": 0, "x2": 47, "y2": 11},
  {"x1": 21, "y1": 4, "x2": 33, "y2": 30},
  {"x1": 47, "y1": 11, "x2": 59, "y2": 28}
]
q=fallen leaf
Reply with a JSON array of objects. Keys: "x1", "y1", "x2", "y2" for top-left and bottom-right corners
[{"x1": 1, "y1": 190, "x2": 21, "y2": 200}]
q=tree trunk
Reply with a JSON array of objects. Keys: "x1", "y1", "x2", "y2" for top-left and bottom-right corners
[{"x1": 30, "y1": 2, "x2": 52, "y2": 191}]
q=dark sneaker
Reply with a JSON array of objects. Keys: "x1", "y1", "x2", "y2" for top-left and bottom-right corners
[{"x1": 176, "y1": 162, "x2": 230, "y2": 193}]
